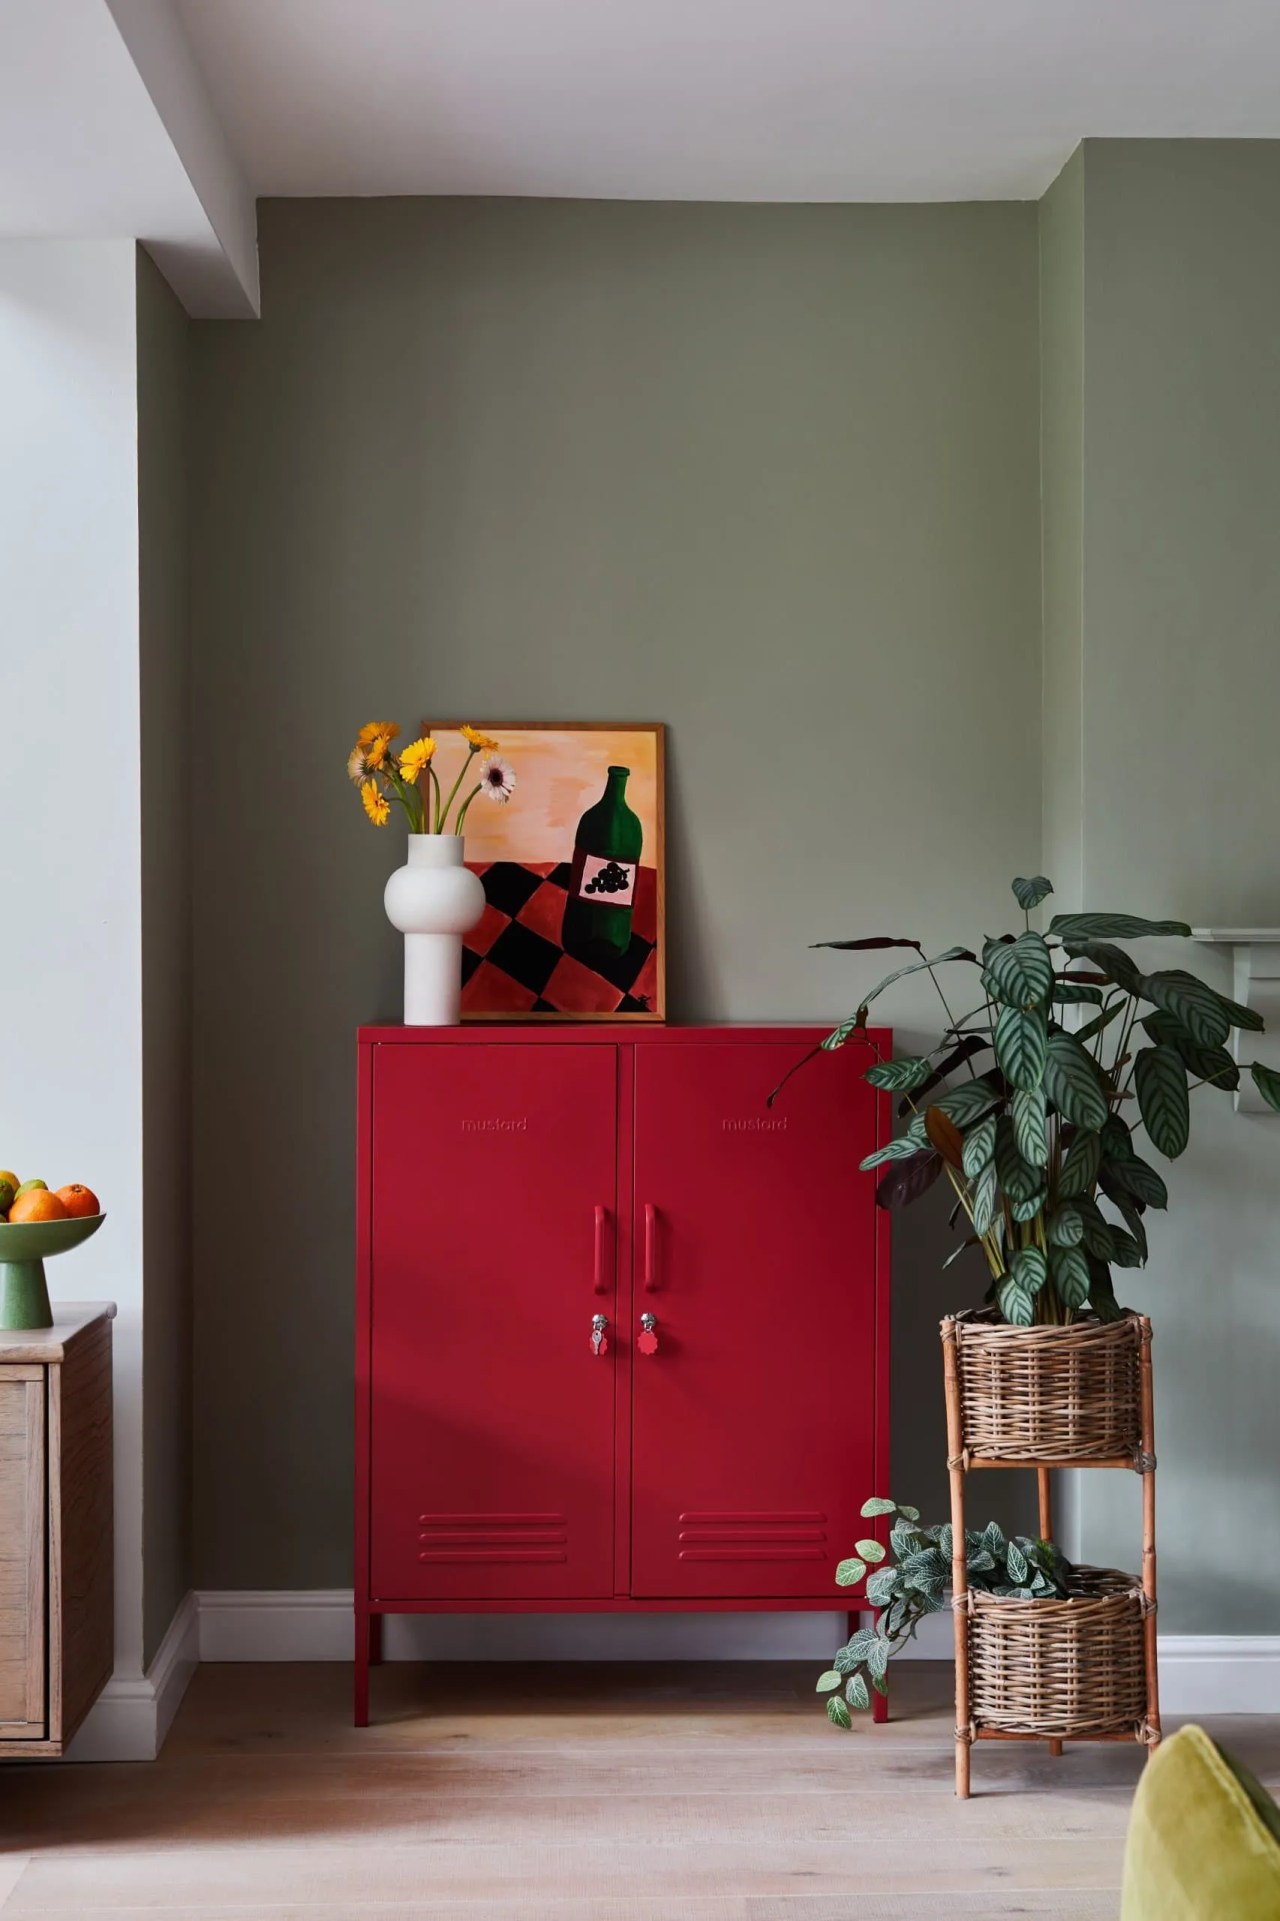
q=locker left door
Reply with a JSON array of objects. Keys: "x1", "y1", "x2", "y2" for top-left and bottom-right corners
[{"x1": 370, "y1": 1043, "x2": 619, "y2": 1600}]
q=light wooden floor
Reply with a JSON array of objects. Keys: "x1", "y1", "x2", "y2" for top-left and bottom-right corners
[{"x1": 2, "y1": 1662, "x2": 1278, "y2": 1918}]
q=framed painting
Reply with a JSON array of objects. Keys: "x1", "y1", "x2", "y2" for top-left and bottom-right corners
[{"x1": 431, "y1": 722, "x2": 665, "y2": 1021}]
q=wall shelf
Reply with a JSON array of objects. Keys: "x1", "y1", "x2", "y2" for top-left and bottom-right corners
[{"x1": 1192, "y1": 929, "x2": 1280, "y2": 1112}]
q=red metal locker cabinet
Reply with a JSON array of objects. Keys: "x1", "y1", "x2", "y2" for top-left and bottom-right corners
[
  {"x1": 368, "y1": 1042, "x2": 618, "y2": 1602},
  {"x1": 630, "y1": 1041, "x2": 879, "y2": 1598}
]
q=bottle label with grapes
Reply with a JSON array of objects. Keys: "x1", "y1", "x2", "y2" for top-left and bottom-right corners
[{"x1": 574, "y1": 852, "x2": 636, "y2": 906}]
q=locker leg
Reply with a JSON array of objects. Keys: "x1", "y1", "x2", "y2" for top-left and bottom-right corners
[{"x1": 369, "y1": 1612, "x2": 383, "y2": 1665}]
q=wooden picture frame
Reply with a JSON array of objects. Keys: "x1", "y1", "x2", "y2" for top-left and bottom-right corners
[{"x1": 423, "y1": 721, "x2": 666, "y2": 1022}]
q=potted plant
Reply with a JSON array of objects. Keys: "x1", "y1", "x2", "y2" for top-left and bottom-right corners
[
  {"x1": 778, "y1": 874, "x2": 1280, "y2": 1456},
  {"x1": 347, "y1": 722, "x2": 517, "y2": 1025},
  {"x1": 818, "y1": 1498, "x2": 1148, "y2": 1745}
]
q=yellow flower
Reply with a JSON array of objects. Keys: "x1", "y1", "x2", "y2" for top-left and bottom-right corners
[
  {"x1": 361, "y1": 779, "x2": 390, "y2": 826},
  {"x1": 346, "y1": 746, "x2": 367, "y2": 784},
  {"x1": 364, "y1": 732, "x2": 392, "y2": 770},
  {"x1": 357, "y1": 721, "x2": 400, "y2": 749},
  {"x1": 399, "y1": 736, "x2": 437, "y2": 783},
  {"x1": 460, "y1": 725, "x2": 499, "y2": 752}
]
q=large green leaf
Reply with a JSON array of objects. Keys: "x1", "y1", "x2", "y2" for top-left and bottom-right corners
[
  {"x1": 1046, "y1": 1204, "x2": 1084, "y2": 1246},
  {"x1": 1049, "y1": 1243, "x2": 1090, "y2": 1312},
  {"x1": 1057, "y1": 1128, "x2": 1102, "y2": 1197},
  {"x1": 864, "y1": 1055, "x2": 932, "y2": 1091},
  {"x1": 1108, "y1": 1227, "x2": 1146, "y2": 1269},
  {"x1": 1012, "y1": 1086, "x2": 1048, "y2": 1166},
  {"x1": 827, "y1": 1696, "x2": 853, "y2": 1728},
  {"x1": 1060, "y1": 940, "x2": 1143, "y2": 994},
  {"x1": 972, "y1": 1163, "x2": 999, "y2": 1237},
  {"x1": 1133, "y1": 1045, "x2": 1191, "y2": 1158},
  {"x1": 1099, "y1": 1154, "x2": 1169, "y2": 1210},
  {"x1": 1009, "y1": 1186, "x2": 1047, "y2": 1223},
  {"x1": 1049, "y1": 913, "x2": 1192, "y2": 941},
  {"x1": 1100, "y1": 1114, "x2": 1136, "y2": 1159},
  {"x1": 1052, "y1": 979, "x2": 1105, "y2": 1006},
  {"x1": 874, "y1": 1149, "x2": 944, "y2": 1210},
  {"x1": 994, "y1": 1004, "x2": 1048, "y2": 1090},
  {"x1": 931, "y1": 1077, "x2": 1003, "y2": 1129},
  {"x1": 1138, "y1": 969, "x2": 1231, "y2": 1046},
  {"x1": 961, "y1": 1114, "x2": 997, "y2": 1179},
  {"x1": 995, "y1": 1116, "x2": 1043, "y2": 1202},
  {"x1": 859, "y1": 1135, "x2": 928, "y2": 1171},
  {"x1": 985, "y1": 932, "x2": 1054, "y2": 1009},
  {"x1": 1113, "y1": 1195, "x2": 1149, "y2": 1259},
  {"x1": 1043, "y1": 1030, "x2": 1109, "y2": 1129},
  {"x1": 1251, "y1": 1063, "x2": 1280, "y2": 1112},
  {"x1": 1087, "y1": 1256, "x2": 1124, "y2": 1322},
  {"x1": 996, "y1": 1247, "x2": 1048, "y2": 1327},
  {"x1": 1076, "y1": 1195, "x2": 1116, "y2": 1259},
  {"x1": 1142, "y1": 1012, "x2": 1240, "y2": 1091},
  {"x1": 995, "y1": 1273, "x2": 1034, "y2": 1326},
  {"x1": 1012, "y1": 875, "x2": 1054, "y2": 910},
  {"x1": 897, "y1": 1034, "x2": 992, "y2": 1114}
]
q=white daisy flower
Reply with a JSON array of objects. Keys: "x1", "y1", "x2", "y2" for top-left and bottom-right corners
[{"x1": 477, "y1": 754, "x2": 516, "y2": 803}]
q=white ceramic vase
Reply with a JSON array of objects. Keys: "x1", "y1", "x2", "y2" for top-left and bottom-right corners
[{"x1": 383, "y1": 835, "x2": 485, "y2": 1026}]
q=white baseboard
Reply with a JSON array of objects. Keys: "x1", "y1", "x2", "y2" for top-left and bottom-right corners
[
  {"x1": 192, "y1": 1591, "x2": 1280, "y2": 1714},
  {"x1": 65, "y1": 1592, "x2": 198, "y2": 1763},
  {"x1": 1157, "y1": 1638, "x2": 1280, "y2": 1716}
]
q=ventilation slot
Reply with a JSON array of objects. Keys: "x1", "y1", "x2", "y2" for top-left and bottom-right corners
[
  {"x1": 416, "y1": 1511, "x2": 568, "y2": 1565},
  {"x1": 676, "y1": 1509, "x2": 828, "y2": 1563}
]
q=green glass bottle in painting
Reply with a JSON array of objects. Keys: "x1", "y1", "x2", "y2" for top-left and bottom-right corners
[{"x1": 561, "y1": 766, "x2": 643, "y2": 963}]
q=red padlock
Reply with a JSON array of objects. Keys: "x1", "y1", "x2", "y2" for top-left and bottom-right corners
[{"x1": 638, "y1": 1312, "x2": 659, "y2": 1357}]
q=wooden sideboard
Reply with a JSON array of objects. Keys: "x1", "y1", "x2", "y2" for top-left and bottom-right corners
[
  {"x1": 0, "y1": 1303, "x2": 114, "y2": 1757},
  {"x1": 354, "y1": 1026, "x2": 891, "y2": 1727}
]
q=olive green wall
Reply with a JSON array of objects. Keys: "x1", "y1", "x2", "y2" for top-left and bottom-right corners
[
  {"x1": 188, "y1": 198, "x2": 1042, "y2": 1589},
  {"x1": 137, "y1": 247, "x2": 194, "y2": 1664},
  {"x1": 1053, "y1": 143, "x2": 1280, "y2": 1630}
]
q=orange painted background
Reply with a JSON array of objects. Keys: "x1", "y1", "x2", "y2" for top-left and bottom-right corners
[{"x1": 441, "y1": 727, "x2": 660, "y2": 866}]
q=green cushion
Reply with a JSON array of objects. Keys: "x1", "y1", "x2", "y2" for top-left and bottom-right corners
[{"x1": 1122, "y1": 1724, "x2": 1280, "y2": 1920}]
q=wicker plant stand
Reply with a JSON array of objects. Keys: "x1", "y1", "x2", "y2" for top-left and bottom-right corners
[{"x1": 941, "y1": 1310, "x2": 1160, "y2": 1798}]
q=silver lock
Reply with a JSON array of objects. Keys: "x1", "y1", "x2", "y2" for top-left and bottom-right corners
[{"x1": 591, "y1": 1312, "x2": 609, "y2": 1356}]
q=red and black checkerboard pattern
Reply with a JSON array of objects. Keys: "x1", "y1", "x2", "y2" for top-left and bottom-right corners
[{"x1": 461, "y1": 860, "x2": 660, "y2": 1016}]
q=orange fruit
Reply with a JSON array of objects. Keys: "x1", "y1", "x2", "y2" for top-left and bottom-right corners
[
  {"x1": 57, "y1": 1184, "x2": 99, "y2": 1219},
  {"x1": 9, "y1": 1188, "x2": 69, "y2": 1224}
]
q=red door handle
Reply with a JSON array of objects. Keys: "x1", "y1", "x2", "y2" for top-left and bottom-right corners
[
  {"x1": 594, "y1": 1205, "x2": 608, "y2": 1294},
  {"x1": 643, "y1": 1202, "x2": 657, "y2": 1292}
]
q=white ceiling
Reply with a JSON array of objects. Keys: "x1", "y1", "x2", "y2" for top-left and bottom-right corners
[
  {"x1": 178, "y1": 0, "x2": 1280, "y2": 203},
  {"x1": 6, "y1": 0, "x2": 1280, "y2": 317},
  {"x1": 0, "y1": 0, "x2": 257, "y2": 314}
]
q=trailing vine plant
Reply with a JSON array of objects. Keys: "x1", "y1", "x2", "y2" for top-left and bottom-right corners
[
  {"x1": 818, "y1": 1498, "x2": 1071, "y2": 1726},
  {"x1": 774, "y1": 875, "x2": 1280, "y2": 1326}
]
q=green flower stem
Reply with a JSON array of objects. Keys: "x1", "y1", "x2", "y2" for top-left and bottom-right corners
[
  {"x1": 426, "y1": 764, "x2": 443, "y2": 832},
  {"x1": 437, "y1": 744, "x2": 479, "y2": 834},
  {"x1": 453, "y1": 782, "x2": 483, "y2": 837}
]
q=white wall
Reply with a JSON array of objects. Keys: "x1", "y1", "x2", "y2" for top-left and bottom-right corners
[{"x1": 0, "y1": 240, "x2": 146, "y2": 1691}]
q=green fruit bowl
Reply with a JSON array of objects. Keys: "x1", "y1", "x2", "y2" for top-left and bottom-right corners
[{"x1": 0, "y1": 1213, "x2": 106, "y2": 1330}]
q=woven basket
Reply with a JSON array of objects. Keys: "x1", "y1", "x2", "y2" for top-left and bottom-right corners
[
  {"x1": 965, "y1": 1565, "x2": 1152, "y2": 1740},
  {"x1": 946, "y1": 1310, "x2": 1144, "y2": 1463}
]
